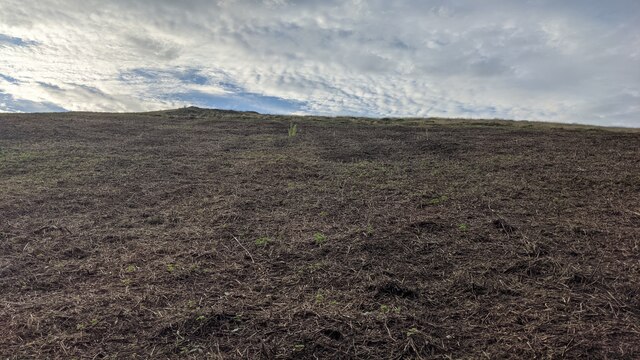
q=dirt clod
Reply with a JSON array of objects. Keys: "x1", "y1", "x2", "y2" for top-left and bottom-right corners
[
  {"x1": 492, "y1": 218, "x2": 517, "y2": 233},
  {"x1": 376, "y1": 281, "x2": 419, "y2": 299}
]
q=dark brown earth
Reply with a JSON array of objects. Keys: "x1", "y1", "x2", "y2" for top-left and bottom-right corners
[{"x1": 1, "y1": 108, "x2": 639, "y2": 359}]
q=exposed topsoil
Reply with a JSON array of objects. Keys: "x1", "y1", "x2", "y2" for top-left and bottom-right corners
[{"x1": 1, "y1": 108, "x2": 639, "y2": 359}]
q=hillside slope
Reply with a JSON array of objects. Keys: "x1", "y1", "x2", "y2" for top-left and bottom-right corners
[{"x1": 1, "y1": 109, "x2": 639, "y2": 358}]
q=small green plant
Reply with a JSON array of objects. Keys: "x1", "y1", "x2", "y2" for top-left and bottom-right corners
[
  {"x1": 313, "y1": 232, "x2": 326, "y2": 245},
  {"x1": 458, "y1": 223, "x2": 469, "y2": 232},
  {"x1": 180, "y1": 344, "x2": 205, "y2": 355},
  {"x1": 255, "y1": 237, "x2": 270, "y2": 246},
  {"x1": 379, "y1": 304, "x2": 402, "y2": 314},
  {"x1": 76, "y1": 319, "x2": 98, "y2": 331},
  {"x1": 125, "y1": 264, "x2": 136, "y2": 273},
  {"x1": 315, "y1": 291, "x2": 325, "y2": 304},
  {"x1": 406, "y1": 327, "x2": 419, "y2": 337},
  {"x1": 196, "y1": 315, "x2": 206, "y2": 322},
  {"x1": 293, "y1": 344, "x2": 305, "y2": 351},
  {"x1": 365, "y1": 224, "x2": 374, "y2": 237},
  {"x1": 145, "y1": 215, "x2": 164, "y2": 225},
  {"x1": 296, "y1": 262, "x2": 323, "y2": 276},
  {"x1": 288, "y1": 123, "x2": 298, "y2": 137},
  {"x1": 166, "y1": 263, "x2": 177, "y2": 273},
  {"x1": 188, "y1": 264, "x2": 200, "y2": 273},
  {"x1": 429, "y1": 195, "x2": 448, "y2": 205},
  {"x1": 17, "y1": 151, "x2": 36, "y2": 161}
]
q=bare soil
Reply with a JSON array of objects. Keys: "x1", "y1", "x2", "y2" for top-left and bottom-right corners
[{"x1": 1, "y1": 108, "x2": 639, "y2": 359}]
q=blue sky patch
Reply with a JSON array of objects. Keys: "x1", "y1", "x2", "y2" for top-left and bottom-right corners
[
  {"x1": 118, "y1": 67, "x2": 304, "y2": 113},
  {"x1": 121, "y1": 67, "x2": 210, "y2": 85},
  {"x1": 177, "y1": 69, "x2": 209, "y2": 85},
  {"x1": 0, "y1": 73, "x2": 19, "y2": 83},
  {"x1": 169, "y1": 90, "x2": 305, "y2": 114},
  {"x1": 37, "y1": 82, "x2": 63, "y2": 90},
  {"x1": 0, "y1": 92, "x2": 66, "y2": 112},
  {"x1": 0, "y1": 34, "x2": 37, "y2": 47}
]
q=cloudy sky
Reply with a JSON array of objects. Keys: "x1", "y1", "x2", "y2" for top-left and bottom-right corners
[{"x1": 0, "y1": 1, "x2": 638, "y2": 126}]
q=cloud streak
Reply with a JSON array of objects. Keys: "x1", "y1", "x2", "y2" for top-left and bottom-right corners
[{"x1": 0, "y1": 0, "x2": 638, "y2": 126}]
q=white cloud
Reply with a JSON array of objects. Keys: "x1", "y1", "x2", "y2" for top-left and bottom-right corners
[{"x1": 0, "y1": 0, "x2": 638, "y2": 126}]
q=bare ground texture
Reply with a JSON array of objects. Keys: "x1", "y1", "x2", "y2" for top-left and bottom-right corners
[{"x1": 1, "y1": 108, "x2": 639, "y2": 359}]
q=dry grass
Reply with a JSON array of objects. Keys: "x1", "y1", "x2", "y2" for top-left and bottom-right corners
[{"x1": 1, "y1": 108, "x2": 639, "y2": 358}]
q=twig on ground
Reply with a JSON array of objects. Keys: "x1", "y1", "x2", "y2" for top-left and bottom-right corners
[{"x1": 232, "y1": 235, "x2": 255, "y2": 263}]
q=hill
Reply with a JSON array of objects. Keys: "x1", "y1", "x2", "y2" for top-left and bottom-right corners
[{"x1": 1, "y1": 109, "x2": 639, "y2": 358}]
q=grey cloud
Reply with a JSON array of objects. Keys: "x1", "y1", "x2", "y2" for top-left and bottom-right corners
[
  {"x1": 125, "y1": 34, "x2": 181, "y2": 60},
  {"x1": 468, "y1": 58, "x2": 511, "y2": 77}
]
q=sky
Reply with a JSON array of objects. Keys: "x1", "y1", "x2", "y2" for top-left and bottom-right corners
[{"x1": 0, "y1": 1, "x2": 638, "y2": 127}]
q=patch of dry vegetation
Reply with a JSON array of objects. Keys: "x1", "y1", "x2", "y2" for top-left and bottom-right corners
[{"x1": 1, "y1": 108, "x2": 639, "y2": 358}]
